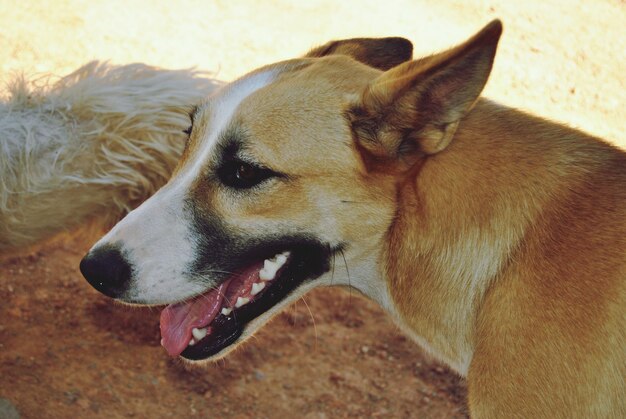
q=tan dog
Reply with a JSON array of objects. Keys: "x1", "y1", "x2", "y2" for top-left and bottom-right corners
[{"x1": 81, "y1": 20, "x2": 626, "y2": 417}]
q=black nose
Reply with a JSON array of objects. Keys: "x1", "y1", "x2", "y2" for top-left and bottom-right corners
[{"x1": 80, "y1": 245, "x2": 132, "y2": 298}]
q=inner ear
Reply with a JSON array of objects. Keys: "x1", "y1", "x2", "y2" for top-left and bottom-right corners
[
  {"x1": 305, "y1": 37, "x2": 413, "y2": 70},
  {"x1": 349, "y1": 20, "x2": 503, "y2": 170}
]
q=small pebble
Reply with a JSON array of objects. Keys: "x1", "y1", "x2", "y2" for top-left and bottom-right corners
[{"x1": 254, "y1": 370, "x2": 266, "y2": 381}]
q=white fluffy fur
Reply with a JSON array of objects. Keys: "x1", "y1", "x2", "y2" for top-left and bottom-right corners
[{"x1": 0, "y1": 61, "x2": 221, "y2": 254}]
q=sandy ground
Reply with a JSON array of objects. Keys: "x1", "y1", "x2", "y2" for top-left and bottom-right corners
[{"x1": 0, "y1": 1, "x2": 624, "y2": 418}]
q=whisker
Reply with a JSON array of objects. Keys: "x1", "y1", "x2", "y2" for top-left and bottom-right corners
[
  {"x1": 292, "y1": 299, "x2": 298, "y2": 327},
  {"x1": 339, "y1": 249, "x2": 352, "y2": 318},
  {"x1": 338, "y1": 189, "x2": 395, "y2": 205},
  {"x1": 196, "y1": 268, "x2": 239, "y2": 276},
  {"x1": 330, "y1": 244, "x2": 336, "y2": 286},
  {"x1": 301, "y1": 296, "x2": 318, "y2": 352},
  {"x1": 194, "y1": 286, "x2": 233, "y2": 309}
]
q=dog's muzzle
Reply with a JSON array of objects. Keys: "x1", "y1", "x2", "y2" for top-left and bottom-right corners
[{"x1": 79, "y1": 244, "x2": 132, "y2": 299}]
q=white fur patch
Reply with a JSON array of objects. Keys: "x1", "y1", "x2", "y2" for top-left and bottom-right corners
[
  {"x1": 175, "y1": 69, "x2": 278, "y2": 190},
  {"x1": 93, "y1": 186, "x2": 202, "y2": 304},
  {"x1": 90, "y1": 68, "x2": 278, "y2": 304}
]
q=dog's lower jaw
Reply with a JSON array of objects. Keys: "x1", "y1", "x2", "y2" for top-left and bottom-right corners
[
  {"x1": 177, "y1": 248, "x2": 397, "y2": 363},
  {"x1": 168, "y1": 242, "x2": 337, "y2": 361},
  {"x1": 180, "y1": 279, "x2": 328, "y2": 364}
]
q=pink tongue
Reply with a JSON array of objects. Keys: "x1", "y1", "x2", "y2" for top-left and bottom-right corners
[
  {"x1": 159, "y1": 280, "x2": 230, "y2": 357},
  {"x1": 159, "y1": 260, "x2": 265, "y2": 357}
]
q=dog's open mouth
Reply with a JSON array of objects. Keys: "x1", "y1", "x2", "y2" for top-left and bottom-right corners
[{"x1": 159, "y1": 243, "x2": 332, "y2": 361}]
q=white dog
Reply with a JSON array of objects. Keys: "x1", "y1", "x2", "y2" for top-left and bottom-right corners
[{"x1": 0, "y1": 62, "x2": 221, "y2": 255}]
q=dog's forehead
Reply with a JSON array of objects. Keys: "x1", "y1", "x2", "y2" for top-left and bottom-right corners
[
  {"x1": 175, "y1": 56, "x2": 376, "y2": 184},
  {"x1": 173, "y1": 65, "x2": 285, "y2": 185},
  {"x1": 234, "y1": 57, "x2": 379, "y2": 167}
]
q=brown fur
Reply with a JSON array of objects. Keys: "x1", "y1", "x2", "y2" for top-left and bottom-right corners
[{"x1": 387, "y1": 99, "x2": 626, "y2": 416}]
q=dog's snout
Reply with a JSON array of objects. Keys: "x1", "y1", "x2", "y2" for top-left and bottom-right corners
[{"x1": 80, "y1": 245, "x2": 132, "y2": 298}]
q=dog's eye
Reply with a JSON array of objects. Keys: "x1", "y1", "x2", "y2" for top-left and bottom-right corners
[{"x1": 218, "y1": 160, "x2": 277, "y2": 189}]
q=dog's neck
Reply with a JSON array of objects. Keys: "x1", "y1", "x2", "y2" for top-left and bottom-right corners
[{"x1": 381, "y1": 99, "x2": 604, "y2": 374}]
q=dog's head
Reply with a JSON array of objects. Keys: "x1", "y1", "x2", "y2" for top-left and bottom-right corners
[{"x1": 80, "y1": 21, "x2": 501, "y2": 362}]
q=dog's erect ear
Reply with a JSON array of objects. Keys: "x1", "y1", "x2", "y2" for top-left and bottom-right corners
[
  {"x1": 347, "y1": 20, "x2": 502, "y2": 171},
  {"x1": 306, "y1": 37, "x2": 413, "y2": 70}
]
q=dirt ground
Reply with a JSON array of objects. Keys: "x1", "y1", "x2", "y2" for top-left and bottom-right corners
[{"x1": 0, "y1": 1, "x2": 624, "y2": 418}]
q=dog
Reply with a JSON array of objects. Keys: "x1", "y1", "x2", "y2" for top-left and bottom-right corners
[
  {"x1": 80, "y1": 20, "x2": 626, "y2": 417},
  {"x1": 0, "y1": 62, "x2": 220, "y2": 256}
]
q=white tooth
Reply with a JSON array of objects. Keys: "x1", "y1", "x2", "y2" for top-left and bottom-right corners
[
  {"x1": 276, "y1": 252, "x2": 289, "y2": 265},
  {"x1": 189, "y1": 338, "x2": 196, "y2": 346},
  {"x1": 260, "y1": 260, "x2": 279, "y2": 281},
  {"x1": 259, "y1": 267, "x2": 276, "y2": 281},
  {"x1": 251, "y1": 282, "x2": 265, "y2": 296},
  {"x1": 264, "y1": 259, "x2": 279, "y2": 271},
  {"x1": 192, "y1": 327, "x2": 207, "y2": 341},
  {"x1": 221, "y1": 307, "x2": 232, "y2": 316},
  {"x1": 260, "y1": 252, "x2": 290, "y2": 281},
  {"x1": 160, "y1": 338, "x2": 165, "y2": 346},
  {"x1": 235, "y1": 296, "x2": 250, "y2": 308}
]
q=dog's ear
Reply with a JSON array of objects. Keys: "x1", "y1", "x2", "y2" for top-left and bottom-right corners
[
  {"x1": 306, "y1": 37, "x2": 413, "y2": 70},
  {"x1": 347, "y1": 20, "x2": 502, "y2": 172}
]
